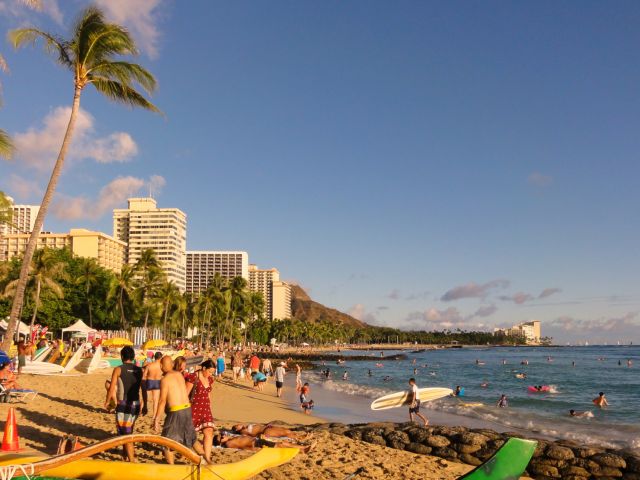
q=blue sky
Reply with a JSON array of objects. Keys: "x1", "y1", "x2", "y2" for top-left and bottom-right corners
[{"x1": 1, "y1": 1, "x2": 639, "y2": 343}]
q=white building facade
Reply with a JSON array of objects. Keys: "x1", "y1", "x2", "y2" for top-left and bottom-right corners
[{"x1": 186, "y1": 251, "x2": 249, "y2": 293}]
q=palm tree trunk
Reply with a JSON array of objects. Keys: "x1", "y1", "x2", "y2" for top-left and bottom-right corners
[
  {"x1": 162, "y1": 300, "x2": 169, "y2": 340},
  {"x1": 119, "y1": 289, "x2": 126, "y2": 329},
  {"x1": 29, "y1": 278, "x2": 41, "y2": 335},
  {"x1": 2, "y1": 86, "x2": 82, "y2": 352},
  {"x1": 86, "y1": 283, "x2": 93, "y2": 327}
]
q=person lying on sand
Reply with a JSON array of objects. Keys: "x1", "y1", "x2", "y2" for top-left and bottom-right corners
[
  {"x1": 0, "y1": 362, "x2": 19, "y2": 390},
  {"x1": 231, "y1": 423, "x2": 308, "y2": 441},
  {"x1": 214, "y1": 432, "x2": 316, "y2": 453}
]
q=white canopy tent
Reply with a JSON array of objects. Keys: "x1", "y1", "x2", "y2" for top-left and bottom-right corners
[
  {"x1": 0, "y1": 319, "x2": 31, "y2": 337},
  {"x1": 61, "y1": 319, "x2": 96, "y2": 341}
]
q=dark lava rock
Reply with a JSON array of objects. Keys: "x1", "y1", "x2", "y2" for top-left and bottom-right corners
[
  {"x1": 426, "y1": 435, "x2": 451, "y2": 448},
  {"x1": 591, "y1": 452, "x2": 626, "y2": 469},
  {"x1": 405, "y1": 442, "x2": 432, "y2": 455},
  {"x1": 546, "y1": 445, "x2": 575, "y2": 461}
]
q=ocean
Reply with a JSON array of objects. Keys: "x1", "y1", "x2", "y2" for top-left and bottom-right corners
[{"x1": 296, "y1": 345, "x2": 640, "y2": 452}]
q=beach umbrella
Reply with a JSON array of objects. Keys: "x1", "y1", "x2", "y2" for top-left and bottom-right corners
[
  {"x1": 142, "y1": 339, "x2": 167, "y2": 350},
  {"x1": 102, "y1": 337, "x2": 133, "y2": 347}
]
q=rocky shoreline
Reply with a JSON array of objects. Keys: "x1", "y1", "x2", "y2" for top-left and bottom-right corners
[{"x1": 295, "y1": 422, "x2": 640, "y2": 479}]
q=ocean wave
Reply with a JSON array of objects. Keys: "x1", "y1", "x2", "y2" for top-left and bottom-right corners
[{"x1": 317, "y1": 379, "x2": 392, "y2": 399}]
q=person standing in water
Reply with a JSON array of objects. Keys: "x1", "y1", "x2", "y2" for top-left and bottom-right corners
[
  {"x1": 593, "y1": 392, "x2": 609, "y2": 407},
  {"x1": 295, "y1": 363, "x2": 302, "y2": 391},
  {"x1": 407, "y1": 378, "x2": 428, "y2": 426},
  {"x1": 497, "y1": 394, "x2": 508, "y2": 408}
]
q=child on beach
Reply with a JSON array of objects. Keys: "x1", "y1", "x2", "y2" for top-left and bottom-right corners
[
  {"x1": 408, "y1": 378, "x2": 428, "y2": 426},
  {"x1": 300, "y1": 382, "x2": 314, "y2": 414}
]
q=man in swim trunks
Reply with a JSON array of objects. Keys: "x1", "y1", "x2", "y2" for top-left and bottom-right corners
[
  {"x1": 16, "y1": 338, "x2": 30, "y2": 374},
  {"x1": 143, "y1": 351, "x2": 163, "y2": 419},
  {"x1": 274, "y1": 362, "x2": 286, "y2": 397},
  {"x1": 231, "y1": 350, "x2": 243, "y2": 382},
  {"x1": 592, "y1": 391, "x2": 609, "y2": 408},
  {"x1": 214, "y1": 432, "x2": 315, "y2": 453},
  {"x1": 231, "y1": 423, "x2": 307, "y2": 441},
  {"x1": 154, "y1": 356, "x2": 204, "y2": 464},
  {"x1": 105, "y1": 346, "x2": 144, "y2": 462},
  {"x1": 408, "y1": 378, "x2": 428, "y2": 426}
]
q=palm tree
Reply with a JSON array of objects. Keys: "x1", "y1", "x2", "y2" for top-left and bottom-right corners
[
  {"x1": 0, "y1": 191, "x2": 13, "y2": 226},
  {"x1": 75, "y1": 257, "x2": 101, "y2": 327},
  {"x1": 242, "y1": 291, "x2": 264, "y2": 346},
  {"x1": 137, "y1": 266, "x2": 165, "y2": 330},
  {"x1": 156, "y1": 280, "x2": 179, "y2": 340},
  {"x1": 4, "y1": 249, "x2": 65, "y2": 332},
  {"x1": 225, "y1": 276, "x2": 248, "y2": 346},
  {"x1": 2, "y1": 6, "x2": 160, "y2": 352},
  {"x1": 108, "y1": 264, "x2": 137, "y2": 330},
  {"x1": 0, "y1": 55, "x2": 14, "y2": 159}
]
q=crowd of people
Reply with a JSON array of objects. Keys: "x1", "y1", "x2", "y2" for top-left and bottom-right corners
[{"x1": 104, "y1": 346, "x2": 315, "y2": 464}]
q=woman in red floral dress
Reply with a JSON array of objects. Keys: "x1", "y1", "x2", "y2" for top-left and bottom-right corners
[{"x1": 186, "y1": 359, "x2": 216, "y2": 462}]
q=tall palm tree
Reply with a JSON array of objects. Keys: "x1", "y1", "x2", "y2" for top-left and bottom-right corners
[
  {"x1": 0, "y1": 191, "x2": 13, "y2": 226},
  {"x1": 156, "y1": 280, "x2": 179, "y2": 340},
  {"x1": 137, "y1": 266, "x2": 165, "y2": 330},
  {"x1": 225, "y1": 276, "x2": 248, "y2": 346},
  {"x1": 108, "y1": 264, "x2": 137, "y2": 330},
  {"x1": 75, "y1": 257, "x2": 101, "y2": 327},
  {"x1": 4, "y1": 249, "x2": 65, "y2": 332},
  {"x1": 2, "y1": 6, "x2": 160, "y2": 351},
  {"x1": 242, "y1": 291, "x2": 264, "y2": 346},
  {"x1": 0, "y1": 55, "x2": 14, "y2": 159}
]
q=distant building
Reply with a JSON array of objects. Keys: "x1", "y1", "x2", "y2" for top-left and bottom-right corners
[
  {"x1": 186, "y1": 251, "x2": 249, "y2": 293},
  {"x1": 494, "y1": 320, "x2": 541, "y2": 345},
  {"x1": 0, "y1": 197, "x2": 40, "y2": 235},
  {"x1": 248, "y1": 264, "x2": 292, "y2": 321},
  {"x1": 113, "y1": 198, "x2": 187, "y2": 291},
  {"x1": 0, "y1": 228, "x2": 126, "y2": 272}
]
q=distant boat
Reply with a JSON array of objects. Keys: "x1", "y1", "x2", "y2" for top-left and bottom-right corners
[{"x1": 585, "y1": 341, "x2": 589, "y2": 346}]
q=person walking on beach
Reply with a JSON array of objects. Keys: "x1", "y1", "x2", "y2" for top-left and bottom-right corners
[
  {"x1": 143, "y1": 351, "x2": 163, "y2": 420},
  {"x1": 216, "y1": 351, "x2": 225, "y2": 378},
  {"x1": 231, "y1": 350, "x2": 243, "y2": 382},
  {"x1": 186, "y1": 359, "x2": 216, "y2": 463},
  {"x1": 407, "y1": 378, "x2": 428, "y2": 426},
  {"x1": 295, "y1": 363, "x2": 302, "y2": 391},
  {"x1": 593, "y1": 392, "x2": 609, "y2": 408},
  {"x1": 16, "y1": 338, "x2": 31, "y2": 375},
  {"x1": 105, "y1": 346, "x2": 144, "y2": 462},
  {"x1": 154, "y1": 356, "x2": 203, "y2": 464},
  {"x1": 262, "y1": 357, "x2": 273, "y2": 379},
  {"x1": 274, "y1": 362, "x2": 286, "y2": 397},
  {"x1": 249, "y1": 353, "x2": 260, "y2": 373}
]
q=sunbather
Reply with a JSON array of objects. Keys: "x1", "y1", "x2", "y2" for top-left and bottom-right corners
[
  {"x1": 231, "y1": 423, "x2": 307, "y2": 441},
  {"x1": 0, "y1": 362, "x2": 18, "y2": 390},
  {"x1": 213, "y1": 432, "x2": 315, "y2": 453}
]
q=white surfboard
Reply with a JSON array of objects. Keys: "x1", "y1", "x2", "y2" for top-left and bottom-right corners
[{"x1": 371, "y1": 387, "x2": 453, "y2": 410}]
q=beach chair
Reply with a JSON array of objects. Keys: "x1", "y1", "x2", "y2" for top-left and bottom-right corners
[
  {"x1": 0, "y1": 383, "x2": 38, "y2": 403},
  {"x1": 457, "y1": 437, "x2": 537, "y2": 480}
]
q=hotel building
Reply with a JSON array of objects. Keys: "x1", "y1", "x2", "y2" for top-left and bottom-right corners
[
  {"x1": 113, "y1": 198, "x2": 187, "y2": 291},
  {"x1": 249, "y1": 265, "x2": 292, "y2": 320},
  {"x1": 494, "y1": 320, "x2": 541, "y2": 345},
  {"x1": 0, "y1": 229, "x2": 126, "y2": 272},
  {"x1": 186, "y1": 251, "x2": 249, "y2": 293},
  {"x1": 0, "y1": 197, "x2": 40, "y2": 235}
]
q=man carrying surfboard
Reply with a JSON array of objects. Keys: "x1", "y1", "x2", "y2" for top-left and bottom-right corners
[{"x1": 408, "y1": 378, "x2": 429, "y2": 426}]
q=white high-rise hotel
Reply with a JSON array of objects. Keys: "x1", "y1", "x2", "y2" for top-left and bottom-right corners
[
  {"x1": 113, "y1": 198, "x2": 187, "y2": 291},
  {"x1": 186, "y1": 251, "x2": 249, "y2": 293},
  {"x1": 249, "y1": 265, "x2": 292, "y2": 320},
  {"x1": 0, "y1": 197, "x2": 40, "y2": 235}
]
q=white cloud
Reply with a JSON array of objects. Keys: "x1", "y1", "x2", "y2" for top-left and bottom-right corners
[
  {"x1": 13, "y1": 106, "x2": 139, "y2": 172},
  {"x1": 441, "y1": 279, "x2": 509, "y2": 302},
  {"x1": 51, "y1": 175, "x2": 165, "y2": 221},
  {"x1": 545, "y1": 313, "x2": 640, "y2": 343},
  {"x1": 5, "y1": 174, "x2": 41, "y2": 200},
  {"x1": 499, "y1": 292, "x2": 535, "y2": 304},
  {"x1": 95, "y1": 0, "x2": 163, "y2": 59},
  {"x1": 528, "y1": 172, "x2": 553, "y2": 187},
  {"x1": 472, "y1": 304, "x2": 498, "y2": 318},
  {"x1": 347, "y1": 304, "x2": 378, "y2": 324},
  {"x1": 0, "y1": 0, "x2": 62, "y2": 23}
]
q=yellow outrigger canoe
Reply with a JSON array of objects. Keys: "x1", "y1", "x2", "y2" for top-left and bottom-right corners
[{"x1": 0, "y1": 434, "x2": 299, "y2": 480}]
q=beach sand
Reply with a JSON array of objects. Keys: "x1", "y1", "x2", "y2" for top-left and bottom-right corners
[{"x1": 4, "y1": 370, "x2": 474, "y2": 479}]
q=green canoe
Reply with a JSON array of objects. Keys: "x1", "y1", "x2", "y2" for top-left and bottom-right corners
[{"x1": 459, "y1": 437, "x2": 537, "y2": 480}]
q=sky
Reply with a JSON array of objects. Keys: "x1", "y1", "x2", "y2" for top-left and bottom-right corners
[{"x1": 1, "y1": 0, "x2": 639, "y2": 344}]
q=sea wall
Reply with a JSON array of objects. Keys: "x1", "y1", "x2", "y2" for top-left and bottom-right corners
[{"x1": 299, "y1": 422, "x2": 640, "y2": 479}]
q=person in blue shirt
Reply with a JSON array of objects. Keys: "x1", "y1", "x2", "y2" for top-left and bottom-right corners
[{"x1": 251, "y1": 371, "x2": 267, "y2": 391}]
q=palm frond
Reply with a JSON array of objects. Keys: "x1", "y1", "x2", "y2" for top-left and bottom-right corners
[
  {"x1": 8, "y1": 28, "x2": 72, "y2": 68},
  {"x1": 90, "y1": 77, "x2": 161, "y2": 113},
  {"x1": 89, "y1": 61, "x2": 156, "y2": 94},
  {"x1": 81, "y1": 25, "x2": 138, "y2": 65},
  {"x1": 0, "y1": 129, "x2": 13, "y2": 159}
]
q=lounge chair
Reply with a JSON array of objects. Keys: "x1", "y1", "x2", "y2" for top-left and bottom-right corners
[{"x1": 0, "y1": 382, "x2": 38, "y2": 403}]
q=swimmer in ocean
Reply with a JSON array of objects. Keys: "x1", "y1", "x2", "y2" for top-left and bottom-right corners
[
  {"x1": 497, "y1": 394, "x2": 508, "y2": 408},
  {"x1": 569, "y1": 409, "x2": 593, "y2": 418},
  {"x1": 413, "y1": 368, "x2": 417, "y2": 375},
  {"x1": 592, "y1": 392, "x2": 609, "y2": 408},
  {"x1": 367, "y1": 369, "x2": 372, "y2": 377}
]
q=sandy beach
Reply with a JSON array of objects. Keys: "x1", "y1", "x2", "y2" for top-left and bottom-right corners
[{"x1": 6, "y1": 370, "x2": 473, "y2": 479}]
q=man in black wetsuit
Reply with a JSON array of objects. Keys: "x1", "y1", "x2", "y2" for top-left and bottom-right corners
[{"x1": 105, "y1": 346, "x2": 145, "y2": 461}]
